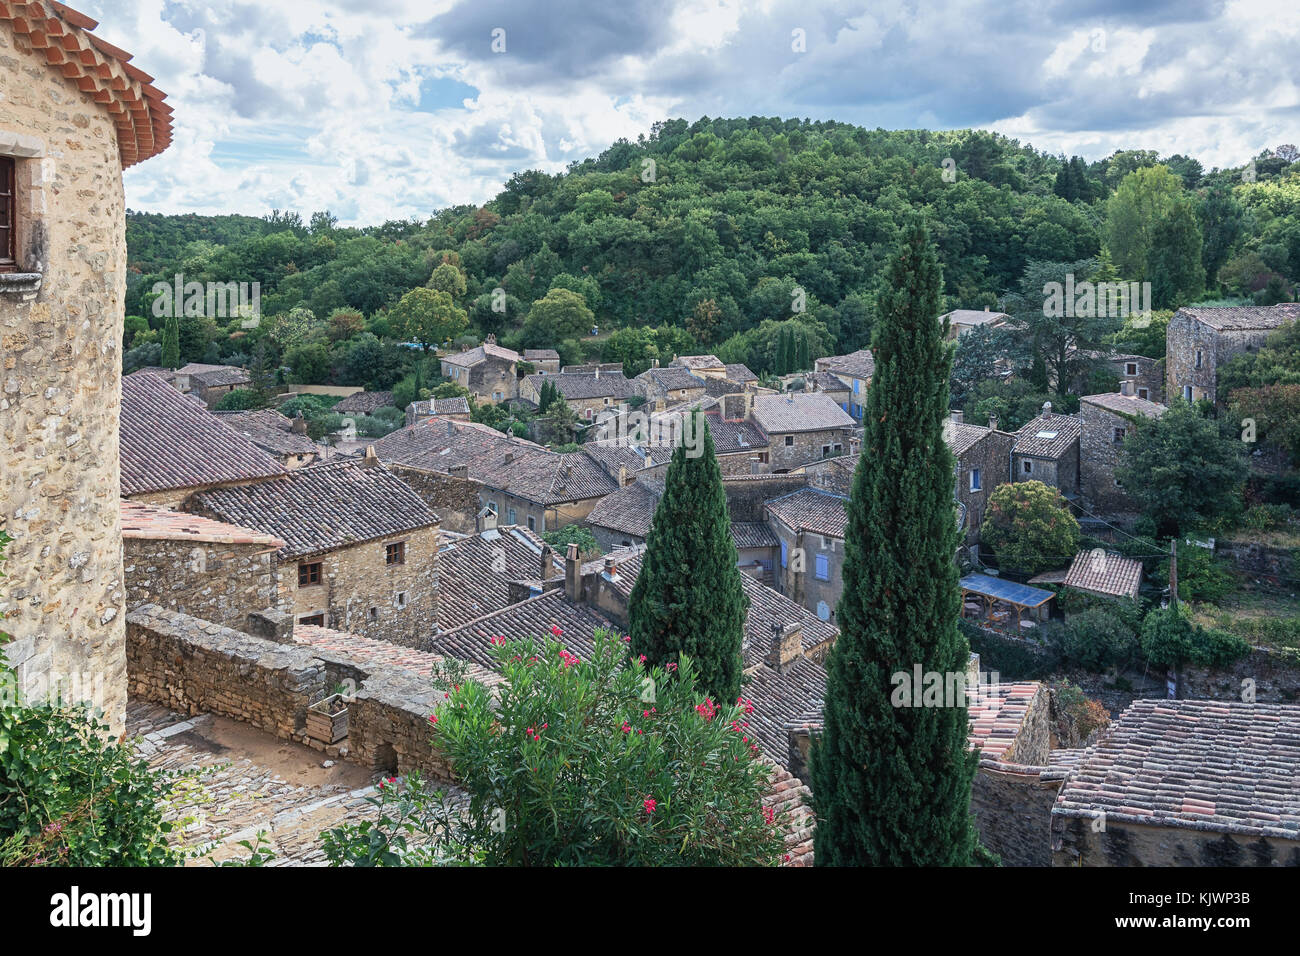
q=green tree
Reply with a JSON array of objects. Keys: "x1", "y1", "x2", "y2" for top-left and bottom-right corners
[
  {"x1": 1105, "y1": 166, "x2": 1203, "y2": 293},
  {"x1": 541, "y1": 524, "x2": 600, "y2": 558},
  {"x1": 428, "y1": 261, "x2": 468, "y2": 300},
  {"x1": 390, "y1": 287, "x2": 469, "y2": 354},
  {"x1": 812, "y1": 220, "x2": 980, "y2": 866},
  {"x1": 628, "y1": 408, "x2": 747, "y2": 703},
  {"x1": 1115, "y1": 400, "x2": 1248, "y2": 536},
  {"x1": 161, "y1": 312, "x2": 180, "y2": 369},
  {"x1": 522, "y1": 288, "x2": 595, "y2": 346},
  {"x1": 980, "y1": 481, "x2": 1081, "y2": 577}
]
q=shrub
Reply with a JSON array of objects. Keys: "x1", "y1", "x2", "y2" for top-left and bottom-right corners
[
  {"x1": 1058, "y1": 607, "x2": 1140, "y2": 672},
  {"x1": 1051, "y1": 681, "x2": 1111, "y2": 747},
  {"x1": 542, "y1": 524, "x2": 600, "y2": 558},
  {"x1": 980, "y1": 481, "x2": 1080, "y2": 577},
  {"x1": 1156, "y1": 545, "x2": 1234, "y2": 603},
  {"x1": 320, "y1": 630, "x2": 786, "y2": 866},
  {"x1": 1139, "y1": 605, "x2": 1250, "y2": 670},
  {"x1": 214, "y1": 387, "x2": 266, "y2": 411}
]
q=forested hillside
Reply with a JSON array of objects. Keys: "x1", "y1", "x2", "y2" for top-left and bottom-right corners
[{"x1": 123, "y1": 118, "x2": 1300, "y2": 401}]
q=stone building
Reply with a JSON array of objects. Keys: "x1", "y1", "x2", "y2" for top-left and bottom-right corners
[
  {"x1": 1052, "y1": 699, "x2": 1300, "y2": 866},
  {"x1": 439, "y1": 335, "x2": 519, "y2": 403},
  {"x1": 1011, "y1": 403, "x2": 1081, "y2": 498},
  {"x1": 215, "y1": 408, "x2": 319, "y2": 468},
  {"x1": 939, "y1": 307, "x2": 1011, "y2": 340},
  {"x1": 522, "y1": 348, "x2": 560, "y2": 373},
  {"x1": 765, "y1": 487, "x2": 848, "y2": 623},
  {"x1": 635, "y1": 364, "x2": 708, "y2": 406},
  {"x1": 187, "y1": 455, "x2": 441, "y2": 645},
  {"x1": 333, "y1": 390, "x2": 394, "y2": 416},
  {"x1": 1079, "y1": 388, "x2": 1167, "y2": 515},
  {"x1": 751, "y1": 393, "x2": 856, "y2": 472},
  {"x1": 0, "y1": 2, "x2": 172, "y2": 734},
  {"x1": 1166, "y1": 303, "x2": 1300, "y2": 405},
  {"x1": 814, "y1": 348, "x2": 874, "y2": 420},
  {"x1": 946, "y1": 413, "x2": 1016, "y2": 545},
  {"x1": 1073, "y1": 349, "x2": 1164, "y2": 403},
  {"x1": 166, "y1": 363, "x2": 251, "y2": 407},
  {"x1": 519, "y1": 368, "x2": 643, "y2": 421},
  {"x1": 121, "y1": 371, "x2": 286, "y2": 506},
  {"x1": 436, "y1": 523, "x2": 563, "y2": 630},
  {"x1": 405, "y1": 395, "x2": 471, "y2": 426},
  {"x1": 121, "y1": 500, "x2": 284, "y2": 630}
]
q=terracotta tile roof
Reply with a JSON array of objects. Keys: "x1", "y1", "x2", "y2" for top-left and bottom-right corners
[
  {"x1": 765, "y1": 488, "x2": 848, "y2": 538},
  {"x1": 764, "y1": 765, "x2": 815, "y2": 866},
  {"x1": 442, "y1": 342, "x2": 520, "y2": 367},
  {"x1": 373, "y1": 417, "x2": 618, "y2": 505},
  {"x1": 945, "y1": 420, "x2": 997, "y2": 458},
  {"x1": 639, "y1": 366, "x2": 708, "y2": 392},
  {"x1": 1054, "y1": 699, "x2": 1300, "y2": 838},
  {"x1": 121, "y1": 372, "x2": 287, "y2": 495},
  {"x1": 408, "y1": 397, "x2": 471, "y2": 418},
  {"x1": 941, "y1": 309, "x2": 1011, "y2": 328},
  {"x1": 584, "y1": 479, "x2": 663, "y2": 538},
  {"x1": 174, "y1": 363, "x2": 250, "y2": 388},
  {"x1": 214, "y1": 409, "x2": 318, "y2": 457},
  {"x1": 189, "y1": 458, "x2": 439, "y2": 560},
  {"x1": 523, "y1": 349, "x2": 560, "y2": 361},
  {"x1": 437, "y1": 527, "x2": 562, "y2": 631},
  {"x1": 120, "y1": 500, "x2": 283, "y2": 548},
  {"x1": 428, "y1": 590, "x2": 622, "y2": 670},
  {"x1": 525, "y1": 371, "x2": 642, "y2": 401},
  {"x1": 752, "y1": 393, "x2": 855, "y2": 433},
  {"x1": 1081, "y1": 392, "x2": 1167, "y2": 419},
  {"x1": 724, "y1": 363, "x2": 758, "y2": 383},
  {"x1": 2, "y1": 1, "x2": 173, "y2": 167},
  {"x1": 743, "y1": 656, "x2": 827, "y2": 760},
  {"x1": 732, "y1": 522, "x2": 779, "y2": 550},
  {"x1": 967, "y1": 682, "x2": 1044, "y2": 760},
  {"x1": 806, "y1": 371, "x2": 850, "y2": 393},
  {"x1": 1013, "y1": 411, "x2": 1083, "y2": 459},
  {"x1": 707, "y1": 415, "x2": 767, "y2": 455},
  {"x1": 293, "y1": 625, "x2": 502, "y2": 688},
  {"x1": 673, "y1": 354, "x2": 726, "y2": 371},
  {"x1": 817, "y1": 348, "x2": 875, "y2": 381},
  {"x1": 702, "y1": 375, "x2": 744, "y2": 398},
  {"x1": 1063, "y1": 550, "x2": 1144, "y2": 600},
  {"x1": 333, "y1": 391, "x2": 394, "y2": 415},
  {"x1": 1177, "y1": 303, "x2": 1300, "y2": 332}
]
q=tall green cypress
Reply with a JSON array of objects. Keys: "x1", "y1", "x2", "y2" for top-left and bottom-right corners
[
  {"x1": 628, "y1": 408, "x2": 747, "y2": 702},
  {"x1": 795, "y1": 328, "x2": 810, "y2": 371},
  {"x1": 811, "y1": 219, "x2": 979, "y2": 866},
  {"x1": 161, "y1": 313, "x2": 181, "y2": 369},
  {"x1": 777, "y1": 324, "x2": 792, "y2": 375}
]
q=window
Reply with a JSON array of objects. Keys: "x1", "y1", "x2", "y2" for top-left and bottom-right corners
[
  {"x1": 300, "y1": 613, "x2": 325, "y2": 627},
  {"x1": 367, "y1": 606, "x2": 379, "y2": 622},
  {"x1": 822, "y1": 444, "x2": 832, "y2": 458},
  {"x1": 1113, "y1": 427, "x2": 1126, "y2": 444},
  {"x1": 1126, "y1": 362, "x2": 1138, "y2": 376},
  {"x1": 603, "y1": 397, "x2": 610, "y2": 405},
  {"x1": 1138, "y1": 388, "x2": 1149, "y2": 400},
  {"x1": 816, "y1": 601, "x2": 831, "y2": 621},
  {"x1": 386, "y1": 541, "x2": 406, "y2": 565},
  {"x1": 785, "y1": 436, "x2": 794, "y2": 447},
  {"x1": 507, "y1": 507, "x2": 517, "y2": 524},
  {"x1": 395, "y1": 592, "x2": 408, "y2": 609},
  {"x1": 780, "y1": 540, "x2": 789, "y2": 568},
  {"x1": 487, "y1": 501, "x2": 498, "y2": 514},
  {"x1": 815, "y1": 553, "x2": 830, "y2": 581},
  {"x1": 1183, "y1": 385, "x2": 1193, "y2": 402},
  {"x1": 1194, "y1": 350, "x2": 1203, "y2": 370},
  {"x1": 0, "y1": 156, "x2": 15, "y2": 272},
  {"x1": 1022, "y1": 459, "x2": 1033, "y2": 474},
  {"x1": 852, "y1": 379, "x2": 860, "y2": 394},
  {"x1": 969, "y1": 468, "x2": 982, "y2": 492},
  {"x1": 527, "y1": 515, "x2": 536, "y2": 531},
  {"x1": 298, "y1": 562, "x2": 322, "y2": 587}
]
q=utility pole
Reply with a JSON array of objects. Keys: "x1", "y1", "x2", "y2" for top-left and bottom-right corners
[{"x1": 1169, "y1": 539, "x2": 1178, "y2": 608}]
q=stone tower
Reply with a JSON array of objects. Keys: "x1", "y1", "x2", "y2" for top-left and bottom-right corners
[{"x1": 0, "y1": 2, "x2": 172, "y2": 735}]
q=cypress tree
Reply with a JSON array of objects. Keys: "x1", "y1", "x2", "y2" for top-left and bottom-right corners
[
  {"x1": 795, "y1": 327, "x2": 810, "y2": 371},
  {"x1": 811, "y1": 219, "x2": 979, "y2": 866},
  {"x1": 161, "y1": 313, "x2": 181, "y2": 369},
  {"x1": 628, "y1": 408, "x2": 747, "y2": 702}
]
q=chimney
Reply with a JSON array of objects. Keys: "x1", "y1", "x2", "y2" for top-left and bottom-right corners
[
  {"x1": 595, "y1": 368, "x2": 600, "y2": 379},
  {"x1": 540, "y1": 543, "x2": 558, "y2": 581},
  {"x1": 603, "y1": 556, "x2": 618, "y2": 579},
  {"x1": 504, "y1": 450, "x2": 514, "y2": 464},
  {"x1": 1119, "y1": 380, "x2": 1134, "y2": 397},
  {"x1": 767, "y1": 622, "x2": 803, "y2": 671},
  {"x1": 446, "y1": 419, "x2": 455, "y2": 436},
  {"x1": 988, "y1": 414, "x2": 999, "y2": 431},
  {"x1": 655, "y1": 399, "x2": 665, "y2": 413},
  {"x1": 449, "y1": 463, "x2": 469, "y2": 480},
  {"x1": 362, "y1": 445, "x2": 379, "y2": 468},
  {"x1": 476, "y1": 506, "x2": 497, "y2": 533},
  {"x1": 290, "y1": 412, "x2": 308, "y2": 435},
  {"x1": 984, "y1": 306, "x2": 990, "y2": 312},
  {"x1": 485, "y1": 333, "x2": 496, "y2": 345},
  {"x1": 564, "y1": 542, "x2": 582, "y2": 602},
  {"x1": 950, "y1": 409, "x2": 964, "y2": 425},
  {"x1": 618, "y1": 465, "x2": 628, "y2": 486},
  {"x1": 1041, "y1": 401, "x2": 1052, "y2": 419},
  {"x1": 651, "y1": 358, "x2": 659, "y2": 368}
]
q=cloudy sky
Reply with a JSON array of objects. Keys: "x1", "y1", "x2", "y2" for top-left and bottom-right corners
[{"x1": 80, "y1": 0, "x2": 1300, "y2": 225}]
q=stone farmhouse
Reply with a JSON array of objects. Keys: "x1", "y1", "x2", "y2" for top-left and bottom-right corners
[
  {"x1": 405, "y1": 395, "x2": 471, "y2": 426},
  {"x1": 1079, "y1": 388, "x2": 1168, "y2": 515},
  {"x1": 0, "y1": 0, "x2": 173, "y2": 734},
  {"x1": 121, "y1": 371, "x2": 287, "y2": 507},
  {"x1": 215, "y1": 408, "x2": 319, "y2": 468},
  {"x1": 946, "y1": 412, "x2": 1016, "y2": 546},
  {"x1": 636, "y1": 364, "x2": 709, "y2": 406},
  {"x1": 669, "y1": 353, "x2": 728, "y2": 377},
  {"x1": 1011, "y1": 403, "x2": 1082, "y2": 498},
  {"x1": 814, "y1": 348, "x2": 875, "y2": 420},
  {"x1": 187, "y1": 455, "x2": 441, "y2": 644},
  {"x1": 1166, "y1": 303, "x2": 1300, "y2": 405},
  {"x1": 1073, "y1": 348, "x2": 1164, "y2": 403},
  {"x1": 439, "y1": 334, "x2": 520, "y2": 403},
  {"x1": 522, "y1": 348, "x2": 561, "y2": 373},
  {"x1": 940, "y1": 307, "x2": 1011, "y2": 340},
  {"x1": 519, "y1": 367, "x2": 643, "y2": 420},
  {"x1": 164, "y1": 363, "x2": 251, "y2": 407},
  {"x1": 374, "y1": 416, "x2": 619, "y2": 532},
  {"x1": 751, "y1": 392, "x2": 856, "y2": 472}
]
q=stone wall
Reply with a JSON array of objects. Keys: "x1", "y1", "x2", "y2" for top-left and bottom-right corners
[
  {"x1": 1215, "y1": 538, "x2": 1297, "y2": 580},
  {"x1": 956, "y1": 431, "x2": 1015, "y2": 544},
  {"x1": 723, "y1": 475, "x2": 808, "y2": 521},
  {"x1": 1079, "y1": 401, "x2": 1138, "y2": 515},
  {"x1": 767, "y1": 427, "x2": 851, "y2": 473},
  {"x1": 0, "y1": 20, "x2": 129, "y2": 734},
  {"x1": 443, "y1": 355, "x2": 517, "y2": 403},
  {"x1": 126, "y1": 605, "x2": 454, "y2": 780},
  {"x1": 971, "y1": 760, "x2": 1068, "y2": 867},
  {"x1": 1052, "y1": 813, "x2": 1300, "y2": 866},
  {"x1": 388, "y1": 463, "x2": 483, "y2": 535},
  {"x1": 124, "y1": 535, "x2": 282, "y2": 630},
  {"x1": 772, "y1": 523, "x2": 843, "y2": 624}
]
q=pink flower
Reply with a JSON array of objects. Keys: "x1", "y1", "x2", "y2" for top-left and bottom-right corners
[
  {"x1": 695, "y1": 697, "x2": 717, "y2": 721},
  {"x1": 638, "y1": 654, "x2": 647, "y2": 664},
  {"x1": 622, "y1": 635, "x2": 631, "y2": 643},
  {"x1": 620, "y1": 721, "x2": 632, "y2": 734},
  {"x1": 666, "y1": 662, "x2": 677, "y2": 673},
  {"x1": 428, "y1": 714, "x2": 438, "y2": 724},
  {"x1": 763, "y1": 806, "x2": 776, "y2": 825},
  {"x1": 643, "y1": 797, "x2": 657, "y2": 815},
  {"x1": 550, "y1": 624, "x2": 563, "y2": 637}
]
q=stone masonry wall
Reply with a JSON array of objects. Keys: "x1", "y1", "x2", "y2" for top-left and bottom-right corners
[
  {"x1": 388, "y1": 463, "x2": 483, "y2": 534},
  {"x1": 971, "y1": 761, "x2": 1067, "y2": 867},
  {"x1": 767, "y1": 428, "x2": 851, "y2": 473},
  {"x1": 1, "y1": 21, "x2": 129, "y2": 734},
  {"x1": 124, "y1": 535, "x2": 283, "y2": 629},
  {"x1": 1079, "y1": 402, "x2": 1139, "y2": 515},
  {"x1": 1052, "y1": 814, "x2": 1300, "y2": 866},
  {"x1": 956, "y1": 431, "x2": 1014, "y2": 544}
]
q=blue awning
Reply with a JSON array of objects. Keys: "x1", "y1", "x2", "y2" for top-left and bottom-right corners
[{"x1": 959, "y1": 573, "x2": 1055, "y2": 609}]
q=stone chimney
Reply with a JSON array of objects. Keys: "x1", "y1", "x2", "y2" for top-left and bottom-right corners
[
  {"x1": 618, "y1": 465, "x2": 628, "y2": 487},
  {"x1": 603, "y1": 555, "x2": 618, "y2": 579},
  {"x1": 362, "y1": 445, "x2": 379, "y2": 468},
  {"x1": 950, "y1": 408, "x2": 964, "y2": 425},
  {"x1": 655, "y1": 399, "x2": 665, "y2": 413},
  {"x1": 485, "y1": 333, "x2": 496, "y2": 345},
  {"x1": 504, "y1": 450, "x2": 514, "y2": 465},
  {"x1": 595, "y1": 367, "x2": 600, "y2": 379},
  {"x1": 449, "y1": 463, "x2": 469, "y2": 480},
  {"x1": 476, "y1": 505, "x2": 497, "y2": 533},
  {"x1": 290, "y1": 412, "x2": 308, "y2": 435},
  {"x1": 1041, "y1": 401, "x2": 1052, "y2": 419},
  {"x1": 988, "y1": 414, "x2": 999, "y2": 431},
  {"x1": 540, "y1": 543, "x2": 558, "y2": 581},
  {"x1": 767, "y1": 622, "x2": 803, "y2": 672},
  {"x1": 651, "y1": 358, "x2": 660, "y2": 368},
  {"x1": 446, "y1": 419, "x2": 455, "y2": 436},
  {"x1": 564, "y1": 542, "x2": 582, "y2": 603},
  {"x1": 1119, "y1": 380, "x2": 1134, "y2": 397}
]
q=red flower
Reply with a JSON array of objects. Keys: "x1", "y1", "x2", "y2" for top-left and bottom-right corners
[
  {"x1": 428, "y1": 714, "x2": 438, "y2": 724},
  {"x1": 550, "y1": 624, "x2": 563, "y2": 637},
  {"x1": 643, "y1": 797, "x2": 657, "y2": 815}
]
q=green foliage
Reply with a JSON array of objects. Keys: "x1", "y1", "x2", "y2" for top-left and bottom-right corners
[
  {"x1": 285, "y1": 341, "x2": 331, "y2": 384},
  {"x1": 1105, "y1": 165, "x2": 1205, "y2": 306},
  {"x1": 629, "y1": 409, "x2": 747, "y2": 703},
  {"x1": 213, "y1": 388, "x2": 266, "y2": 411},
  {"x1": 541, "y1": 524, "x2": 599, "y2": 558},
  {"x1": 1056, "y1": 607, "x2": 1140, "y2": 672},
  {"x1": 980, "y1": 481, "x2": 1081, "y2": 577},
  {"x1": 1139, "y1": 605, "x2": 1250, "y2": 670},
  {"x1": 319, "y1": 631, "x2": 785, "y2": 866},
  {"x1": 389, "y1": 287, "x2": 469, "y2": 353},
  {"x1": 520, "y1": 288, "x2": 596, "y2": 347},
  {"x1": 1158, "y1": 545, "x2": 1233, "y2": 603},
  {"x1": 1115, "y1": 400, "x2": 1248, "y2": 536},
  {"x1": 161, "y1": 313, "x2": 181, "y2": 369},
  {"x1": 812, "y1": 220, "x2": 979, "y2": 866},
  {"x1": 1219, "y1": 318, "x2": 1300, "y2": 396}
]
